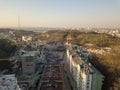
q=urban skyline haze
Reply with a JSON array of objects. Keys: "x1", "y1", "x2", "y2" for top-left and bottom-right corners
[{"x1": 0, "y1": 0, "x2": 120, "y2": 28}]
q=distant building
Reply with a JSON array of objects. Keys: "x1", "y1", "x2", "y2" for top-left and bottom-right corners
[
  {"x1": 45, "y1": 41, "x2": 62, "y2": 50},
  {"x1": 22, "y1": 36, "x2": 32, "y2": 42},
  {"x1": 65, "y1": 34, "x2": 72, "y2": 45}
]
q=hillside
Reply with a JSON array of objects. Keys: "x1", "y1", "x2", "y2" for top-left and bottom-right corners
[
  {"x1": 0, "y1": 39, "x2": 16, "y2": 58},
  {"x1": 35, "y1": 30, "x2": 120, "y2": 90},
  {"x1": 35, "y1": 30, "x2": 120, "y2": 47}
]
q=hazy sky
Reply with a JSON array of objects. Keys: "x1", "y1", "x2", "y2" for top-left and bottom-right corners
[{"x1": 0, "y1": 0, "x2": 120, "y2": 28}]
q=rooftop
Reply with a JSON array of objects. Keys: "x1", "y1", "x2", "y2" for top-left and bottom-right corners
[
  {"x1": 0, "y1": 74, "x2": 20, "y2": 90},
  {"x1": 22, "y1": 51, "x2": 39, "y2": 57},
  {"x1": 68, "y1": 45, "x2": 104, "y2": 76}
]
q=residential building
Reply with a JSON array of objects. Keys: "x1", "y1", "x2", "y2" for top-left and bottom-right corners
[
  {"x1": 19, "y1": 51, "x2": 38, "y2": 75},
  {"x1": 65, "y1": 45, "x2": 104, "y2": 90},
  {"x1": 22, "y1": 36, "x2": 32, "y2": 42},
  {"x1": 0, "y1": 74, "x2": 21, "y2": 90}
]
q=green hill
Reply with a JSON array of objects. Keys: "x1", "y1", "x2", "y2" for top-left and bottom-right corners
[{"x1": 35, "y1": 30, "x2": 120, "y2": 90}]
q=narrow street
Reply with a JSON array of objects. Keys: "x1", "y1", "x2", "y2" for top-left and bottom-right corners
[{"x1": 37, "y1": 47, "x2": 71, "y2": 90}]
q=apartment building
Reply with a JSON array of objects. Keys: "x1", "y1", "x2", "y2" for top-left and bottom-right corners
[
  {"x1": 19, "y1": 51, "x2": 38, "y2": 75},
  {"x1": 0, "y1": 74, "x2": 21, "y2": 90},
  {"x1": 66, "y1": 45, "x2": 104, "y2": 90}
]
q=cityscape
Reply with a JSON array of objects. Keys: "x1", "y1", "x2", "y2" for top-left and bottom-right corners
[
  {"x1": 0, "y1": 29, "x2": 105, "y2": 90},
  {"x1": 0, "y1": 28, "x2": 120, "y2": 90},
  {"x1": 0, "y1": 0, "x2": 120, "y2": 90}
]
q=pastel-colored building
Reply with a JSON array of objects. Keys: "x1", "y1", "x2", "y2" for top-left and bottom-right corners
[{"x1": 65, "y1": 45, "x2": 104, "y2": 90}]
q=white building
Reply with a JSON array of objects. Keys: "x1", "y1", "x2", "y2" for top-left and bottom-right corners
[
  {"x1": 66, "y1": 45, "x2": 104, "y2": 90},
  {"x1": 0, "y1": 74, "x2": 21, "y2": 90},
  {"x1": 22, "y1": 36, "x2": 32, "y2": 42}
]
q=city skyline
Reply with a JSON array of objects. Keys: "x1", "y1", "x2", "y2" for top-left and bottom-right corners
[{"x1": 0, "y1": 0, "x2": 120, "y2": 28}]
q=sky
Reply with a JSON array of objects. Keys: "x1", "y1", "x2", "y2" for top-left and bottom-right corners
[{"x1": 0, "y1": 0, "x2": 120, "y2": 28}]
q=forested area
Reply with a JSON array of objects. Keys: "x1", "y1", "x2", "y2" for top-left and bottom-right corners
[
  {"x1": 35, "y1": 30, "x2": 120, "y2": 90},
  {"x1": 0, "y1": 39, "x2": 16, "y2": 58}
]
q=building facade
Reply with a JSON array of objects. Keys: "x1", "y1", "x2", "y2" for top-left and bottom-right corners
[
  {"x1": 19, "y1": 52, "x2": 37, "y2": 75},
  {"x1": 65, "y1": 45, "x2": 104, "y2": 90}
]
